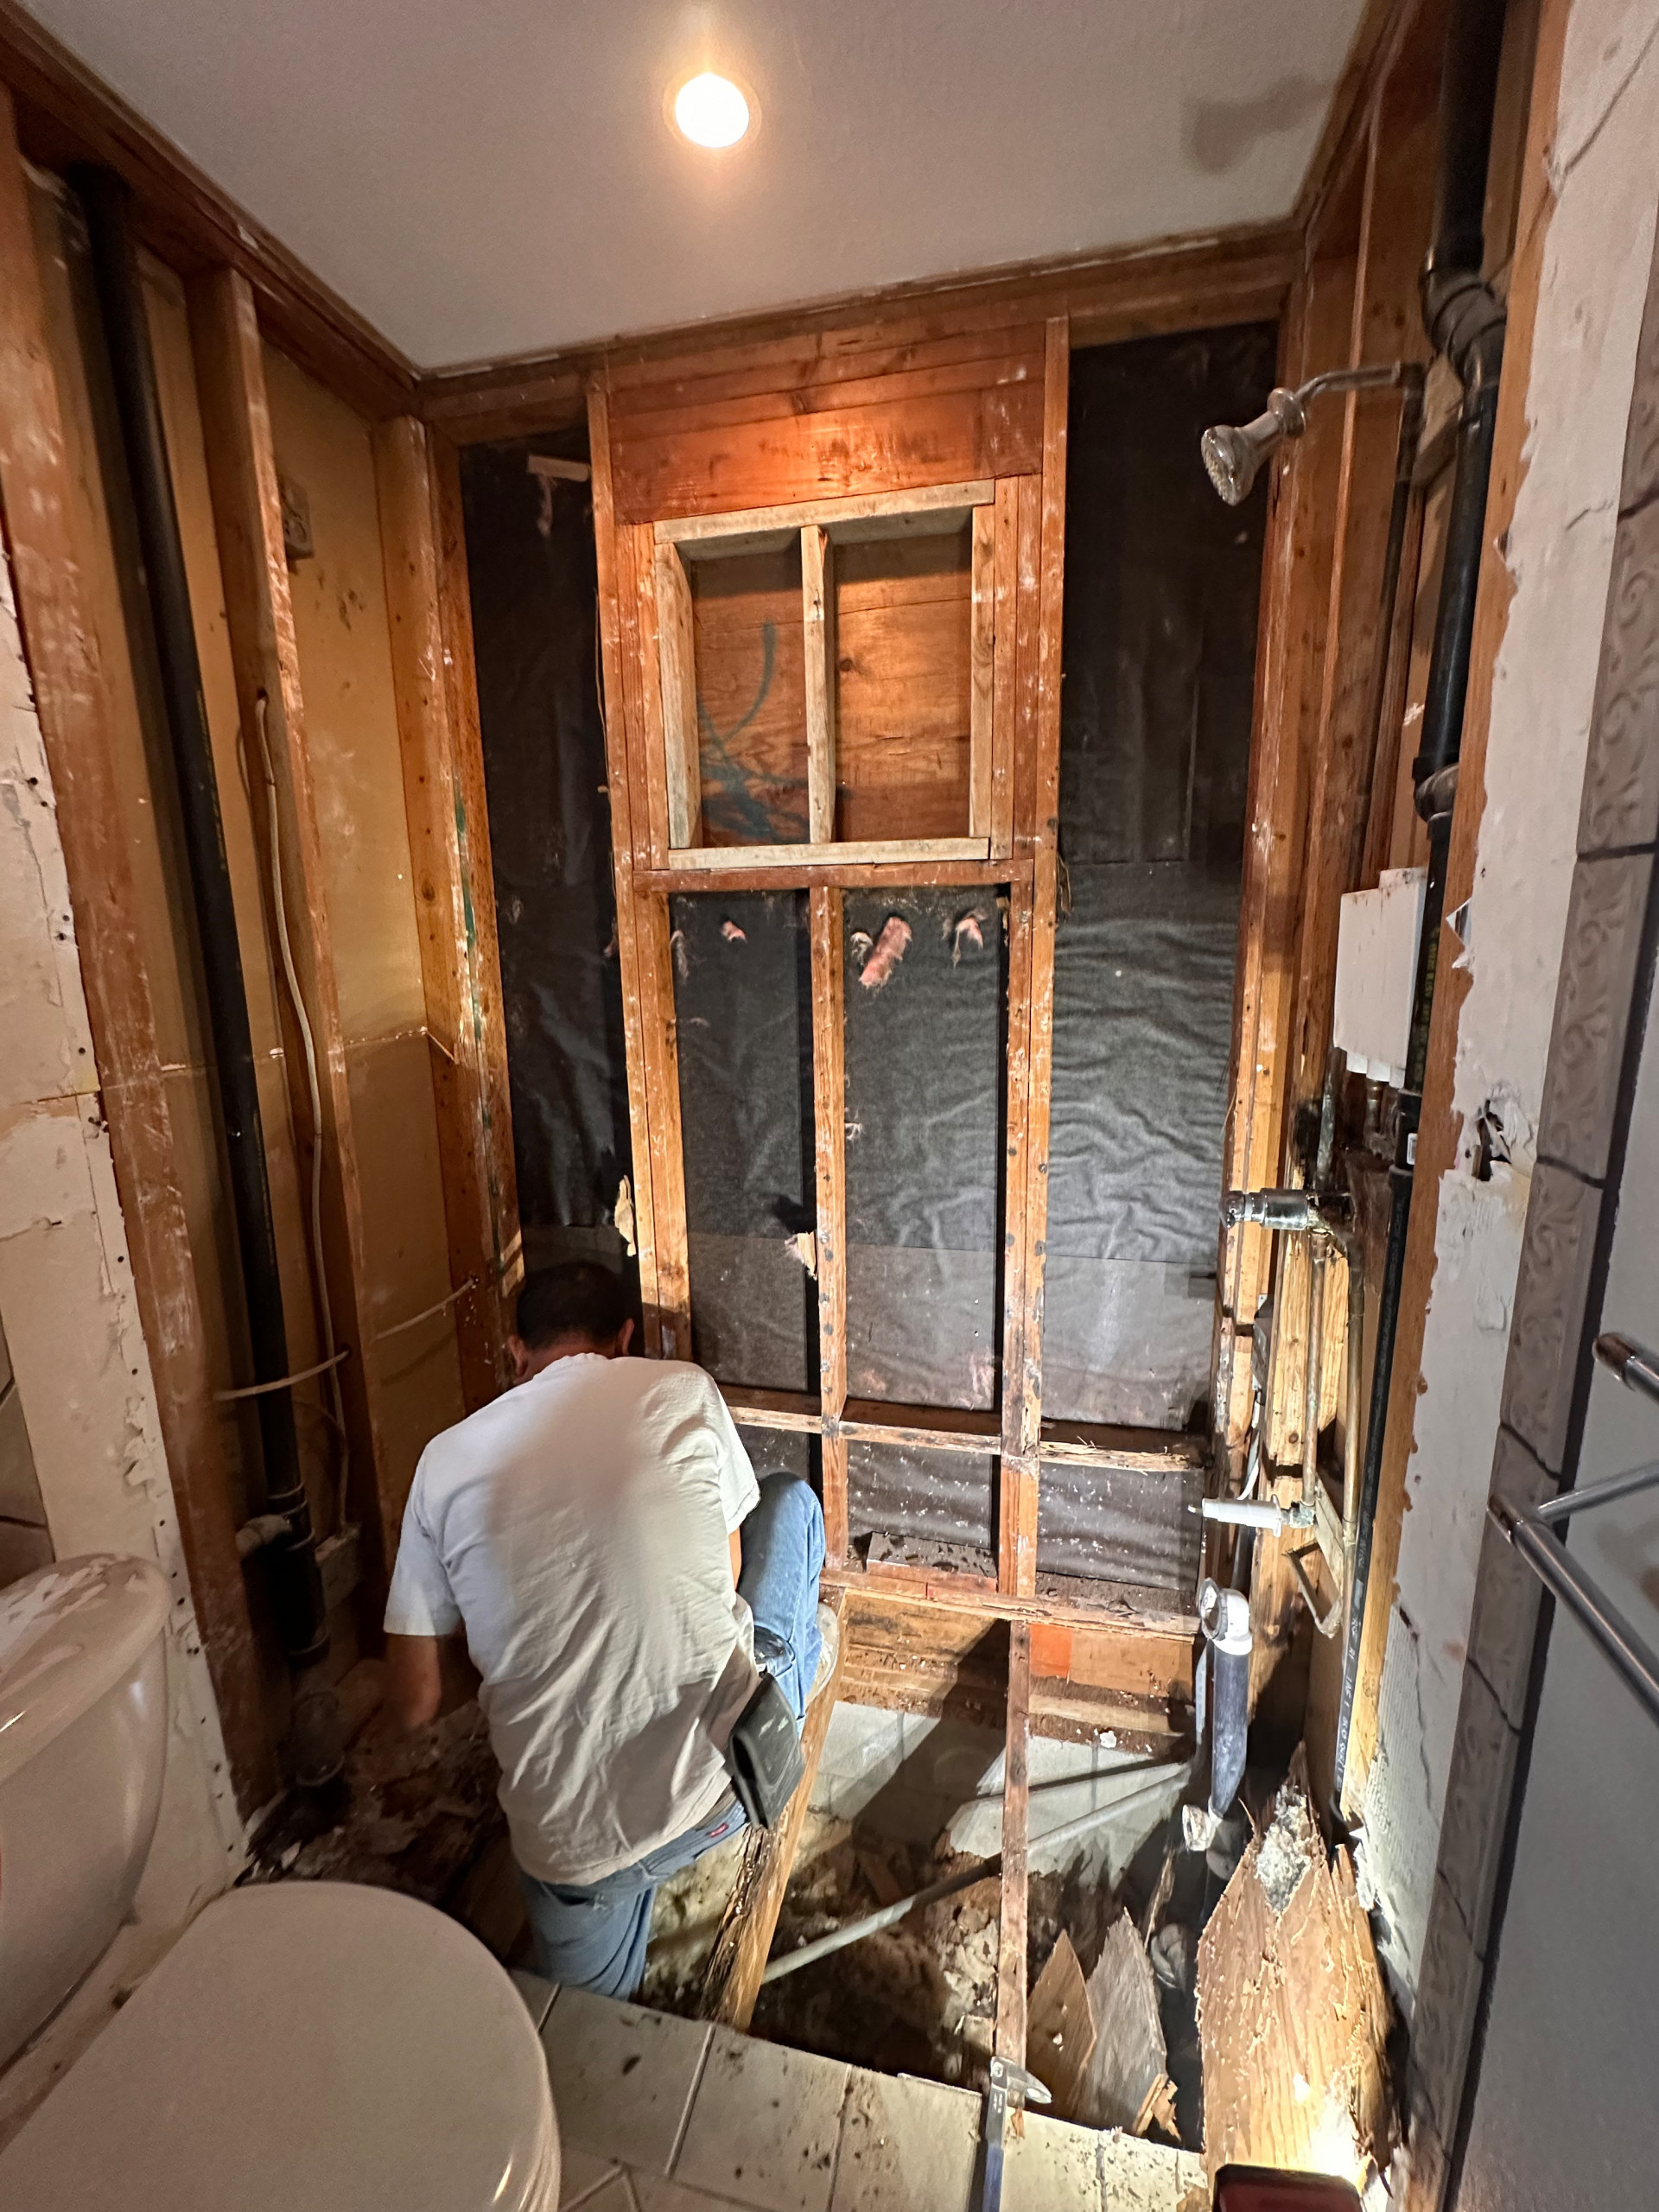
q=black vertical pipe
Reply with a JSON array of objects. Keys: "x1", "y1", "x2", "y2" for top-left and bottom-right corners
[
  {"x1": 73, "y1": 169, "x2": 338, "y2": 1785},
  {"x1": 1332, "y1": 0, "x2": 1510, "y2": 1806}
]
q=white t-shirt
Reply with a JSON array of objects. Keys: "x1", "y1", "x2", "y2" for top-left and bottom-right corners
[{"x1": 383, "y1": 1353, "x2": 760, "y2": 1885}]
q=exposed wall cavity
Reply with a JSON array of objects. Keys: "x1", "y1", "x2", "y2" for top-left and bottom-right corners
[
  {"x1": 1357, "y1": 0, "x2": 1659, "y2": 2008},
  {"x1": 0, "y1": 531, "x2": 242, "y2": 2142}
]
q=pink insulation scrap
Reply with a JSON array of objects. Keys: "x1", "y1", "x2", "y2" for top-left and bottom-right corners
[
  {"x1": 721, "y1": 919, "x2": 747, "y2": 943},
  {"x1": 858, "y1": 915, "x2": 912, "y2": 990},
  {"x1": 951, "y1": 910, "x2": 985, "y2": 964}
]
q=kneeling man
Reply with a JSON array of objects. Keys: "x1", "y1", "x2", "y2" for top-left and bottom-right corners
[{"x1": 385, "y1": 1261, "x2": 826, "y2": 1997}]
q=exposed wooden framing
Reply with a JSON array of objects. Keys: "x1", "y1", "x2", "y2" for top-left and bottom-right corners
[
  {"x1": 635, "y1": 887, "x2": 692, "y2": 1358},
  {"x1": 654, "y1": 542, "x2": 701, "y2": 849},
  {"x1": 421, "y1": 224, "x2": 1297, "y2": 446},
  {"x1": 969, "y1": 501, "x2": 996, "y2": 839},
  {"x1": 187, "y1": 264, "x2": 397, "y2": 1573},
  {"x1": 995, "y1": 1621, "x2": 1033, "y2": 2067},
  {"x1": 0, "y1": 83, "x2": 275, "y2": 1813},
  {"x1": 999, "y1": 323, "x2": 1069, "y2": 1601},
  {"x1": 373, "y1": 414, "x2": 506, "y2": 1407},
  {"x1": 990, "y1": 478, "x2": 1019, "y2": 858},
  {"x1": 810, "y1": 887, "x2": 849, "y2": 1559},
  {"x1": 802, "y1": 527, "x2": 837, "y2": 844},
  {"x1": 1344, "y1": 0, "x2": 1566, "y2": 1815},
  {"x1": 1293, "y1": 0, "x2": 1420, "y2": 235},
  {"x1": 666, "y1": 836, "x2": 989, "y2": 873},
  {"x1": 1287, "y1": 22, "x2": 1441, "y2": 1122},
  {"x1": 699, "y1": 1588, "x2": 848, "y2": 2027},
  {"x1": 658, "y1": 478, "x2": 994, "y2": 545},
  {"x1": 429, "y1": 431, "x2": 523, "y2": 1307},
  {"x1": 1215, "y1": 161, "x2": 1365, "y2": 1481},
  {"x1": 0, "y1": 0, "x2": 413, "y2": 420},
  {"x1": 588, "y1": 382, "x2": 664, "y2": 1321},
  {"x1": 627, "y1": 524, "x2": 672, "y2": 868},
  {"x1": 643, "y1": 855, "x2": 1017, "y2": 895}
]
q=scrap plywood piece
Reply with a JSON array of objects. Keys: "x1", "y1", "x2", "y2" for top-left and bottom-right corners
[
  {"x1": 699, "y1": 1588, "x2": 846, "y2": 2029},
  {"x1": 1078, "y1": 1913, "x2": 1177, "y2": 2136},
  {"x1": 1197, "y1": 1751, "x2": 1391, "y2": 2188},
  {"x1": 1027, "y1": 1931, "x2": 1096, "y2": 2119}
]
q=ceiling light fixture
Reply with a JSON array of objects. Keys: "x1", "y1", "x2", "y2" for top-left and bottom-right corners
[{"x1": 671, "y1": 71, "x2": 752, "y2": 149}]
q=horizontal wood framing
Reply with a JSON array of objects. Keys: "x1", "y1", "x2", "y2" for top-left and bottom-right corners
[
  {"x1": 836, "y1": 1588, "x2": 1196, "y2": 1747},
  {"x1": 422, "y1": 224, "x2": 1299, "y2": 448},
  {"x1": 0, "y1": 0, "x2": 414, "y2": 419},
  {"x1": 666, "y1": 836, "x2": 990, "y2": 872},
  {"x1": 657, "y1": 478, "x2": 995, "y2": 546}
]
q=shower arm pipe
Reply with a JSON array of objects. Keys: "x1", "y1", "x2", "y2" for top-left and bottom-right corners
[{"x1": 760, "y1": 1762, "x2": 1193, "y2": 1984}]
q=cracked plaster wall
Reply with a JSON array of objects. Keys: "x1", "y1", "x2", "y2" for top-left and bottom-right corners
[
  {"x1": 1357, "y1": 0, "x2": 1659, "y2": 2011},
  {"x1": 0, "y1": 529, "x2": 243, "y2": 2139}
]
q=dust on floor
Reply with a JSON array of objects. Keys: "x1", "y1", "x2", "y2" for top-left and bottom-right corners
[{"x1": 245, "y1": 1666, "x2": 525, "y2": 1961}]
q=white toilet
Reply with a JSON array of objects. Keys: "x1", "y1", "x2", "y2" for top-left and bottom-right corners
[{"x1": 0, "y1": 1554, "x2": 560, "y2": 2209}]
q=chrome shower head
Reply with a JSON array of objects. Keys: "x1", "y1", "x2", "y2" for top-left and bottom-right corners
[
  {"x1": 1201, "y1": 387, "x2": 1307, "y2": 505},
  {"x1": 1200, "y1": 360, "x2": 1423, "y2": 505}
]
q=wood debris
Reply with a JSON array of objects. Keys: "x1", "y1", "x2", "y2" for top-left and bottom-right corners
[
  {"x1": 721, "y1": 918, "x2": 747, "y2": 942},
  {"x1": 1027, "y1": 1930, "x2": 1096, "y2": 2120},
  {"x1": 1077, "y1": 1911, "x2": 1177, "y2": 2135},
  {"x1": 1196, "y1": 1750, "x2": 1391, "y2": 2190},
  {"x1": 785, "y1": 1230, "x2": 817, "y2": 1276}
]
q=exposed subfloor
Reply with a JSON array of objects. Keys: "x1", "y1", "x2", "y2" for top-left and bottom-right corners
[
  {"x1": 514, "y1": 1971, "x2": 1208, "y2": 2212},
  {"x1": 641, "y1": 1808, "x2": 1209, "y2": 2150}
]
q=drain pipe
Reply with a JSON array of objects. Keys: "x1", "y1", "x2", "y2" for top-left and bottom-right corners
[
  {"x1": 1198, "y1": 1580, "x2": 1251, "y2": 1822},
  {"x1": 1331, "y1": 0, "x2": 1510, "y2": 1808},
  {"x1": 74, "y1": 169, "x2": 340, "y2": 1791}
]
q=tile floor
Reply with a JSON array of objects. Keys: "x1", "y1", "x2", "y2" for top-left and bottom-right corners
[{"x1": 511, "y1": 1973, "x2": 1206, "y2": 2212}]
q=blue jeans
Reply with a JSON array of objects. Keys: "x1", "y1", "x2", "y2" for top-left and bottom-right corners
[{"x1": 518, "y1": 1470, "x2": 824, "y2": 1998}]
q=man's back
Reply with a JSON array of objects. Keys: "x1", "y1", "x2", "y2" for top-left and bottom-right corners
[{"x1": 385, "y1": 1353, "x2": 759, "y2": 1884}]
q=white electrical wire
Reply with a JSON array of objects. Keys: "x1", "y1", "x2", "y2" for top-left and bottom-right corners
[{"x1": 254, "y1": 691, "x2": 350, "y2": 1537}]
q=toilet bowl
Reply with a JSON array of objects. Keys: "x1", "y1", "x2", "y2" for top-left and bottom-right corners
[{"x1": 0, "y1": 1556, "x2": 559, "y2": 2210}]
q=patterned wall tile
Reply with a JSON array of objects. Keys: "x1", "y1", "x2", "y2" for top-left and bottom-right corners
[
  {"x1": 1411, "y1": 1869, "x2": 1487, "y2": 2149},
  {"x1": 1435, "y1": 1663, "x2": 1520, "y2": 1953},
  {"x1": 1467, "y1": 1433, "x2": 1558, "y2": 1726},
  {"x1": 1619, "y1": 219, "x2": 1659, "y2": 515},
  {"x1": 1537, "y1": 852, "x2": 1654, "y2": 1178},
  {"x1": 1579, "y1": 500, "x2": 1659, "y2": 854},
  {"x1": 1499, "y1": 1164, "x2": 1604, "y2": 1471}
]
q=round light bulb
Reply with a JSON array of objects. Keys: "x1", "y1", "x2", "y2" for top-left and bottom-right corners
[{"x1": 672, "y1": 72, "x2": 751, "y2": 149}]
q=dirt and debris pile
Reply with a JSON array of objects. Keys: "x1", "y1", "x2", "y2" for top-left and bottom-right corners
[
  {"x1": 246, "y1": 1669, "x2": 522, "y2": 1958},
  {"x1": 643, "y1": 1805, "x2": 1205, "y2": 2152}
]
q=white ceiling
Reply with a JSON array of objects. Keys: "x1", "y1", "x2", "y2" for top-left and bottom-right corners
[{"x1": 25, "y1": 1, "x2": 1367, "y2": 372}]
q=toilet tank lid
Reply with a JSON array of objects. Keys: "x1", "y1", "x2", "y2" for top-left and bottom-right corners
[{"x1": 0, "y1": 1555, "x2": 170, "y2": 1783}]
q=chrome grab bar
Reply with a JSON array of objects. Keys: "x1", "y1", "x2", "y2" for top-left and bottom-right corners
[{"x1": 1491, "y1": 1332, "x2": 1659, "y2": 1727}]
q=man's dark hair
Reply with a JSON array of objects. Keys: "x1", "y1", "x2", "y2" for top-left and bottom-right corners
[{"x1": 514, "y1": 1262, "x2": 632, "y2": 1351}]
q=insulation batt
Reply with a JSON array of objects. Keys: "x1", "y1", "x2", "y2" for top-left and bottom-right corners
[{"x1": 858, "y1": 916, "x2": 912, "y2": 989}]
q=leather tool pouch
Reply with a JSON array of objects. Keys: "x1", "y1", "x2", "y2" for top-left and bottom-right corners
[{"x1": 723, "y1": 1673, "x2": 804, "y2": 1830}]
